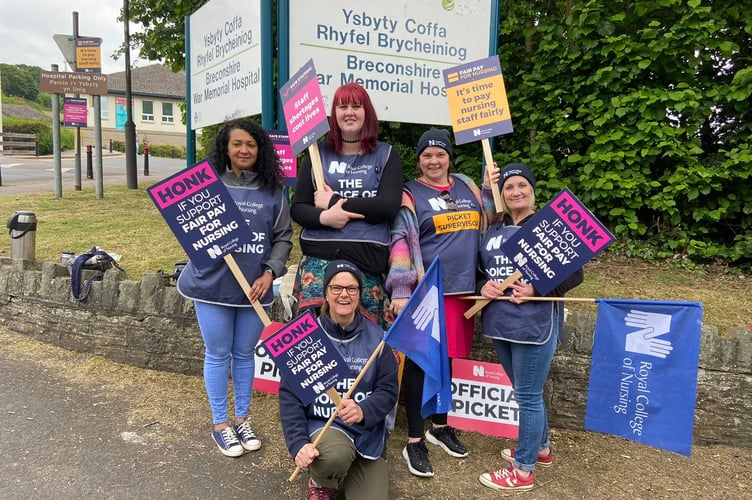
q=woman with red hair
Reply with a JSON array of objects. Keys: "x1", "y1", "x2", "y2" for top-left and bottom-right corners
[{"x1": 291, "y1": 82, "x2": 403, "y2": 326}]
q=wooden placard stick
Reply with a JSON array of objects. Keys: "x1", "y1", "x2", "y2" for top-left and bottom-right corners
[
  {"x1": 309, "y1": 142, "x2": 326, "y2": 191},
  {"x1": 223, "y1": 254, "x2": 271, "y2": 326},
  {"x1": 482, "y1": 138, "x2": 502, "y2": 213},
  {"x1": 463, "y1": 270, "x2": 522, "y2": 319},
  {"x1": 461, "y1": 295, "x2": 597, "y2": 303},
  {"x1": 289, "y1": 341, "x2": 387, "y2": 482}
]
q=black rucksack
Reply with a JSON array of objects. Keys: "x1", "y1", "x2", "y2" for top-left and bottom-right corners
[{"x1": 70, "y1": 247, "x2": 124, "y2": 301}]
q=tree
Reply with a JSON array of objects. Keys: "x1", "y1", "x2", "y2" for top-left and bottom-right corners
[
  {"x1": 496, "y1": 0, "x2": 751, "y2": 262},
  {"x1": 123, "y1": 0, "x2": 209, "y2": 72},
  {"x1": 0, "y1": 64, "x2": 41, "y2": 101},
  {"x1": 122, "y1": 0, "x2": 752, "y2": 263}
]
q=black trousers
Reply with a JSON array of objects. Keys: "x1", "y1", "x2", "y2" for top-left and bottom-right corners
[{"x1": 402, "y1": 357, "x2": 452, "y2": 438}]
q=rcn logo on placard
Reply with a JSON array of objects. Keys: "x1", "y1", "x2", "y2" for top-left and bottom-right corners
[
  {"x1": 513, "y1": 252, "x2": 528, "y2": 267},
  {"x1": 312, "y1": 381, "x2": 326, "y2": 394},
  {"x1": 472, "y1": 364, "x2": 485, "y2": 377},
  {"x1": 206, "y1": 244, "x2": 223, "y2": 259},
  {"x1": 328, "y1": 160, "x2": 348, "y2": 174}
]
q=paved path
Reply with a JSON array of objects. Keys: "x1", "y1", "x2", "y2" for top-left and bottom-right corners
[
  {"x1": 0, "y1": 329, "x2": 297, "y2": 500},
  {"x1": 2, "y1": 328, "x2": 749, "y2": 500}
]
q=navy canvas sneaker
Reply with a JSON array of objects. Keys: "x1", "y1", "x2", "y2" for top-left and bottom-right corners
[{"x1": 212, "y1": 426, "x2": 244, "y2": 457}]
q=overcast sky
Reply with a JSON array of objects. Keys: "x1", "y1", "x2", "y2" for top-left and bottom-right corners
[{"x1": 0, "y1": 0, "x2": 151, "y2": 75}]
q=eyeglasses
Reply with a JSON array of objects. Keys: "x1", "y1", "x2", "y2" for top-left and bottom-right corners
[
  {"x1": 328, "y1": 285, "x2": 361, "y2": 296},
  {"x1": 439, "y1": 190, "x2": 458, "y2": 210}
]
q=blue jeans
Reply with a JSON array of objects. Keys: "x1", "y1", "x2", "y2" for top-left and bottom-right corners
[
  {"x1": 493, "y1": 330, "x2": 557, "y2": 472},
  {"x1": 194, "y1": 301, "x2": 264, "y2": 425}
]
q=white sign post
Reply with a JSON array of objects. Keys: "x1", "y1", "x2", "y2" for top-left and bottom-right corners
[
  {"x1": 288, "y1": 0, "x2": 496, "y2": 125},
  {"x1": 188, "y1": 0, "x2": 263, "y2": 129}
]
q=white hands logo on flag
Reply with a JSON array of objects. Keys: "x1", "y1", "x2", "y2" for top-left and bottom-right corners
[
  {"x1": 411, "y1": 285, "x2": 440, "y2": 342},
  {"x1": 623, "y1": 309, "x2": 673, "y2": 359}
]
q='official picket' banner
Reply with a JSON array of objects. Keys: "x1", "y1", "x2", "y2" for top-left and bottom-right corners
[{"x1": 448, "y1": 359, "x2": 519, "y2": 439}]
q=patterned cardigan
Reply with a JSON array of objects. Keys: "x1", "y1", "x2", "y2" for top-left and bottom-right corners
[{"x1": 385, "y1": 173, "x2": 497, "y2": 300}]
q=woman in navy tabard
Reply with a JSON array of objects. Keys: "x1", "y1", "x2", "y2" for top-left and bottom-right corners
[
  {"x1": 177, "y1": 118, "x2": 292, "y2": 458},
  {"x1": 291, "y1": 82, "x2": 403, "y2": 326}
]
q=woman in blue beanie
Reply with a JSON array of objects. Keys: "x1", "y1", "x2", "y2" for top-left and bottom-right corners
[
  {"x1": 477, "y1": 163, "x2": 583, "y2": 491},
  {"x1": 280, "y1": 259, "x2": 399, "y2": 500}
]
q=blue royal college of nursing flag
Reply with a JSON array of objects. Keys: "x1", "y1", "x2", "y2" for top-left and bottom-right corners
[
  {"x1": 585, "y1": 299, "x2": 703, "y2": 456},
  {"x1": 385, "y1": 257, "x2": 452, "y2": 419}
]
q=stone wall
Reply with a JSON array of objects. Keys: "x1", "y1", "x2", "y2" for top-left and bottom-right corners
[{"x1": 1, "y1": 257, "x2": 750, "y2": 447}]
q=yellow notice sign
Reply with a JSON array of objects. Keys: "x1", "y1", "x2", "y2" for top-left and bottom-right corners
[
  {"x1": 76, "y1": 37, "x2": 102, "y2": 73},
  {"x1": 443, "y1": 55, "x2": 513, "y2": 145}
]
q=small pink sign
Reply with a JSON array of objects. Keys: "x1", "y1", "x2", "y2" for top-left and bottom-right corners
[
  {"x1": 63, "y1": 97, "x2": 88, "y2": 128},
  {"x1": 269, "y1": 130, "x2": 297, "y2": 186},
  {"x1": 279, "y1": 59, "x2": 329, "y2": 155}
]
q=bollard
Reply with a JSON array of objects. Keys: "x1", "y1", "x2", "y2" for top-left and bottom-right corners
[
  {"x1": 109, "y1": 138, "x2": 113, "y2": 153},
  {"x1": 86, "y1": 145, "x2": 93, "y2": 179},
  {"x1": 143, "y1": 147, "x2": 150, "y2": 176},
  {"x1": 6, "y1": 211, "x2": 37, "y2": 261}
]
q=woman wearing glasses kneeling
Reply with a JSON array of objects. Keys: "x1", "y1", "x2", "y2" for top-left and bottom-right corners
[
  {"x1": 386, "y1": 128, "x2": 497, "y2": 478},
  {"x1": 280, "y1": 260, "x2": 399, "y2": 500}
]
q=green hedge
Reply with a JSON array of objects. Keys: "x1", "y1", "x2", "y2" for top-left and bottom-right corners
[
  {"x1": 2, "y1": 117, "x2": 74, "y2": 155},
  {"x1": 108, "y1": 141, "x2": 186, "y2": 159}
]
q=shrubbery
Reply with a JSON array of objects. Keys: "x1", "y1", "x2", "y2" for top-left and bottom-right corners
[
  {"x1": 145, "y1": 143, "x2": 186, "y2": 159},
  {"x1": 108, "y1": 140, "x2": 186, "y2": 159},
  {"x1": 2, "y1": 117, "x2": 74, "y2": 155}
]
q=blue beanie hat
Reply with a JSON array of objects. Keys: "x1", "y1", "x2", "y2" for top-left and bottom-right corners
[
  {"x1": 417, "y1": 128, "x2": 453, "y2": 159},
  {"x1": 500, "y1": 163, "x2": 536, "y2": 191},
  {"x1": 323, "y1": 260, "x2": 363, "y2": 291}
]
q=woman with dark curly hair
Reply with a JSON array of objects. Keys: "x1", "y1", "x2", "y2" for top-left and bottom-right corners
[
  {"x1": 177, "y1": 118, "x2": 292, "y2": 457},
  {"x1": 207, "y1": 118, "x2": 286, "y2": 191}
]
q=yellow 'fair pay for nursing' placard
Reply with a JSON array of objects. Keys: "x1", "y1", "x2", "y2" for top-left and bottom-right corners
[{"x1": 443, "y1": 55, "x2": 513, "y2": 145}]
